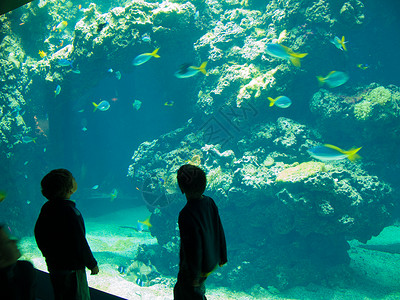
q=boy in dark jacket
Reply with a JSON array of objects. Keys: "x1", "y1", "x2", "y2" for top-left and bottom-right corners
[
  {"x1": 35, "y1": 169, "x2": 98, "y2": 300},
  {"x1": 174, "y1": 165, "x2": 227, "y2": 300}
]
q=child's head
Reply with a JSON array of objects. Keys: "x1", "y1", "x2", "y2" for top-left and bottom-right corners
[
  {"x1": 41, "y1": 169, "x2": 77, "y2": 200},
  {"x1": 177, "y1": 164, "x2": 206, "y2": 199}
]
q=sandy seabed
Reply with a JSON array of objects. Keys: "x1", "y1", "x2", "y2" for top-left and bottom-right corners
[{"x1": 20, "y1": 206, "x2": 400, "y2": 300}]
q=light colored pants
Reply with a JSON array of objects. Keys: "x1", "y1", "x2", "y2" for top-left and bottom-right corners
[{"x1": 49, "y1": 269, "x2": 90, "y2": 300}]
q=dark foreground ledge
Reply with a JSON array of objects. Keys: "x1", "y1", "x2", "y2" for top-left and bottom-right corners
[{"x1": 36, "y1": 269, "x2": 126, "y2": 300}]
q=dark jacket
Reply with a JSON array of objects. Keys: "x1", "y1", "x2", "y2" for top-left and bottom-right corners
[
  {"x1": 178, "y1": 195, "x2": 227, "y2": 281},
  {"x1": 0, "y1": 261, "x2": 36, "y2": 300},
  {"x1": 34, "y1": 199, "x2": 97, "y2": 272}
]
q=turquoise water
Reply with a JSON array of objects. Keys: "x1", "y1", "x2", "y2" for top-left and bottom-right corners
[{"x1": 1, "y1": 0, "x2": 400, "y2": 299}]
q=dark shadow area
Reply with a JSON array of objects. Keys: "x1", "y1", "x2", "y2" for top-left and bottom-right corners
[{"x1": 36, "y1": 269, "x2": 126, "y2": 300}]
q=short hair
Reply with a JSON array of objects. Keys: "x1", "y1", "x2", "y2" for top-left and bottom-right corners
[
  {"x1": 41, "y1": 169, "x2": 74, "y2": 200},
  {"x1": 177, "y1": 165, "x2": 206, "y2": 197}
]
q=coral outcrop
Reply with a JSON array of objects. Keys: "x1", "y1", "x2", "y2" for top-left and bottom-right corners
[
  {"x1": 310, "y1": 83, "x2": 400, "y2": 180},
  {"x1": 128, "y1": 117, "x2": 396, "y2": 290}
]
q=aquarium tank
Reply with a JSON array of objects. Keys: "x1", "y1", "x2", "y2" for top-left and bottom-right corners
[{"x1": 1, "y1": 0, "x2": 400, "y2": 299}]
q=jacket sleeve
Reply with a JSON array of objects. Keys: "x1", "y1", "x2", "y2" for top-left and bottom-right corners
[
  {"x1": 211, "y1": 199, "x2": 228, "y2": 266},
  {"x1": 217, "y1": 213, "x2": 228, "y2": 266},
  {"x1": 179, "y1": 211, "x2": 202, "y2": 281},
  {"x1": 69, "y1": 208, "x2": 97, "y2": 270}
]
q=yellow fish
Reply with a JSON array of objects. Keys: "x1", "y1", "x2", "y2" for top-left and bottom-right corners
[
  {"x1": 330, "y1": 36, "x2": 347, "y2": 51},
  {"x1": 357, "y1": 64, "x2": 370, "y2": 70},
  {"x1": 53, "y1": 21, "x2": 68, "y2": 32},
  {"x1": 132, "y1": 48, "x2": 160, "y2": 66},
  {"x1": 110, "y1": 188, "x2": 118, "y2": 202},
  {"x1": 308, "y1": 144, "x2": 361, "y2": 161},
  {"x1": 137, "y1": 217, "x2": 152, "y2": 232},
  {"x1": 174, "y1": 62, "x2": 207, "y2": 78},
  {"x1": 164, "y1": 100, "x2": 174, "y2": 106},
  {"x1": 316, "y1": 71, "x2": 349, "y2": 88},
  {"x1": 138, "y1": 217, "x2": 152, "y2": 228},
  {"x1": 38, "y1": 50, "x2": 47, "y2": 58},
  {"x1": 265, "y1": 43, "x2": 308, "y2": 67}
]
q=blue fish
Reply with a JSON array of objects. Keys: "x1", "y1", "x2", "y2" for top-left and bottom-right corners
[
  {"x1": 58, "y1": 59, "x2": 80, "y2": 73},
  {"x1": 330, "y1": 36, "x2": 347, "y2": 51},
  {"x1": 58, "y1": 59, "x2": 73, "y2": 67},
  {"x1": 174, "y1": 62, "x2": 207, "y2": 78},
  {"x1": 137, "y1": 217, "x2": 152, "y2": 232},
  {"x1": 137, "y1": 221, "x2": 145, "y2": 232},
  {"x1": 132, "y1": 48, "x2": 160, "y2": 66},
  {"x1": 136, "y1": 278, "x2": 145, "y2": 287},
  {"x1": 22, "y1": 136, "x2": 37, "y2": 144},
  {"x1": 141, "y1": 33, "x2": 151, "y2": 43},
  {"x1": 265, "y1": 43, "x2": 308, "y2": 67},
  {"x1": 132, "y1": 100, "x2": 142, "y2": 110},
  {"x1": 307, "y1": 144, "x2": 362, "y2": 161},
  {"x1": 316, "y1": 71, "x2": 349, "y2": 88},
  {"x1": 164, "y1": 101, "x2": 174, "y2": 106},
  {"x1": 110, "y1": 188, "x2": 118, "y2": 202},
  {"x1": 268, "y1": 96, "x2": 292, "y2": 108},
  {"x1": 118, "y1": 265, "x2": 126, "y2": 274},
  {"x1": 54, "y1": 85, "x2": 61, "y2": 96},
  {"x1": 357, "y1": 64, "x2": 370, "y2": 70},
  {"x1": 92, "y1": 100, "x2": 110, "y2": 112}
]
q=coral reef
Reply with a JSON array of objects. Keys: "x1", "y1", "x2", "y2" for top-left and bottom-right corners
[
  {"x1": 275, "y1": 161, "x2": 326, "y2": 182},
  {"x1": 338, "y1": 0, "x2": 365, "y2": 26},
  {"x1": 1, "y1": 0, "x2": 199, "y2": 160},
  {"x1": 310, "y1": 83, "x2": 400, "y2": 177},
  {"x1": 353, "y1": 86, "x2": 395, "y2": 120},
  {"x1": 128, "y1": 117, "x2": 396, "y2": 290}
]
